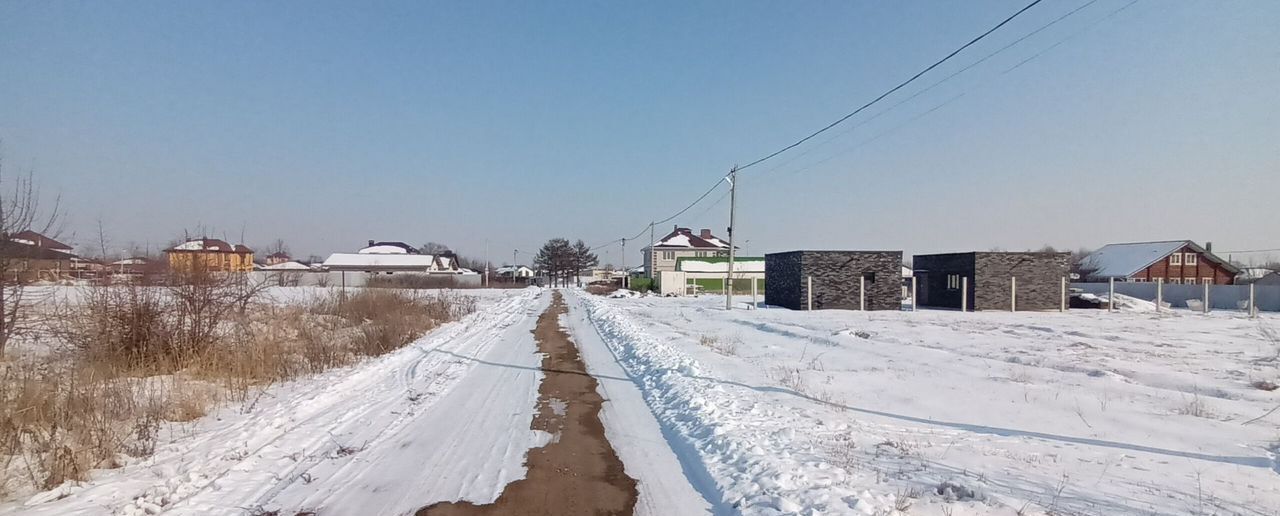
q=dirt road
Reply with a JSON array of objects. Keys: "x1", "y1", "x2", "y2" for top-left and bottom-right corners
[{"x1": 418, "y1": 291, "x2": 637, "y2": 516}]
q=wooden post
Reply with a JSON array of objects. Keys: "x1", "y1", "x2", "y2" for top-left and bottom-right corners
[
  {"x1": 807, "y1": 276, "x2": 813, "y2": 311},
  {"x1": 1108, "y1": 277, "x2": 1115, "y2": 313},
  {"x1": 961, "y1": 276, "x2": 968, "y2": 312},
  {"x1": 1060, "y1": 277, "x2": 1066, "y2": 312},
  {"x1": 1011, "y1": 276, "x2": 1017, "y2": 312},
  {"x1": 911, "y1": 276, "x2": 918, "y2": 312},
  {"x1": 859, "y1": 275, "x2": 866, "y2": 311},
  {"x1": 1202, "y1": 282, "x2": 1209, "y2": 314}
]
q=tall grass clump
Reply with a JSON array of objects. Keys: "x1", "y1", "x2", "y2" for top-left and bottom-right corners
[{"x1": 1, "y1": 271, "x2": 476, "y2": 500}]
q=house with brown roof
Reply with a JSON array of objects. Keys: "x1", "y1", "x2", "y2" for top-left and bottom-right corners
[
  {"x1": 641, "y1": 226, "x2": 732, "y2": 280},
  {"x1": 164, "y1": 238, "x2": 254, "y2": 273},
  {"x1": 265, "y1": 252, "x2": 292, "y2": 265},
  {"x1": 0, "y1": 230, "x2": 78, "y2": 282}
]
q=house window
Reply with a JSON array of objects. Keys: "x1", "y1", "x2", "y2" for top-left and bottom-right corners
[
  {"x1": 1184, "y1": 253, "x2": 1198, "y2": 266},
  {"x1": 1201, "y1": 277, "x2": 1212, "y2": 285},
  {"x1": 1169, "y1": 253, "x2": 1182, "y2": 266},
  {"x1": 946, "y1": 274, "x2": 961, "y2": 290},
  {"x1": 862, "y1": 272, "x2": 876, "y2": 284},
  {"x1": 1131, "y1": 278, "x2": 1145, "y2": 283},
  {"x1": 662, "y1": 251, "x2": 675, "y2": 260},
  {"x1": 1169, "y1": 278, "x2": 1181, "y2": 284}
]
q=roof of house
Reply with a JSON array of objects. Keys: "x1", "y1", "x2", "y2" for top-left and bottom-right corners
[
  {"x1": 358, "y1": 241, "x2": 418, "y2": 254},
  {"x1": 650, "y1": 227, "x2": 730, "y2": 250},
  {"x1": 262, "y1": 261, "x2": 311, "y2": 270},
  {"x1": 675, "y1": 256, "x2": 765, "y2": 273},
  {"x1": 1081, "y1": 240, "x2": 1241, "y2": 278},
  {"x1": 323, "y1": 253, "x2": 457, "y2": 271},
  {"x1": 0, "y1": 240, "x2": 76, "y2": 260},
  {"x1": 495, "y1": 265, "x2": 532, "y2": 273},
  {"x1": 267, "y1": 251, "x2": 292, "y2": 259},
  {"x1": 166, "y1": 238, "x2": 252, "y2": 253},
  {"x1": 10, "y1": 230, "x2": 73, "y2": 251}
]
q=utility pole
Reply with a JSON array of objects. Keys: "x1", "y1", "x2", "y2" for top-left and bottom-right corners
[
  {"x1": 621, "y1": 238, "x2": 627, "y2": 289},
  {"x1": 513, "y1": 249, "x2": 518, "y2": 286},
  {"x1": 648, "y1": 222, "x2": 655, "y2": 279},
  {"x1": 726, "y1": 165, "x2": 738, "y2": 311},
  {"x1": 484, "y1": 239, "x2": 490, "y2": 287}
]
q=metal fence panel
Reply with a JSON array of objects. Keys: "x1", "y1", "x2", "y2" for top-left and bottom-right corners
[{"x1": 1072, "y1": 282, "x2": 1280, "y2": 311}]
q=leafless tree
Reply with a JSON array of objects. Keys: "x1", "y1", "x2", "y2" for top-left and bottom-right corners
[
  {"x1": 419, "y1": 242, "x2": 450, "y2": 255},
  {"x1": 264, "y1": 238, "x2": 290, "y2": 257},
  {"x1": 0, "y1": 147, "x2": 62, "y2": 355}
]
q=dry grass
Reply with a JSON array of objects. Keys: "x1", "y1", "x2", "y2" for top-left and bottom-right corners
[
  {"x1": 0, "y1": 356, "x2": 216, "y2": 494},
  {"x1": 697, "y1": 335, "x2": 738, "y2": 356},
  {"x1": 0, "y1": 284, "x2": 476, "y2": 499}
]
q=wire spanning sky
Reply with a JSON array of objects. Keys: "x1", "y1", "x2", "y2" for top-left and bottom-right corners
[{"x1": 1, "y1": 1, "x2": 1276, "y2": 264}]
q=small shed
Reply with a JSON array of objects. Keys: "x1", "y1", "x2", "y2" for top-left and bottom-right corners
[
  {"x1": 764, "y1": 251, "x2": 902, "y2": 311},
  {"x1": 913, "y1": 252, "x2": 1069, "y2": 311}
]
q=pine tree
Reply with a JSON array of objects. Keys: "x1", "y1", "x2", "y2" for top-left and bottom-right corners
[{"x1": 571, "y1": 240, "x2": 598, "y2": 287}]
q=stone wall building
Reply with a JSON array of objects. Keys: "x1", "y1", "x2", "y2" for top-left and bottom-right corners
[
  {"x1": 765, "y1": 251, "x2": 902, "y2": 311},
  {"x1": 913, "y1": 252, "x2": 1069, "y2": 311}
]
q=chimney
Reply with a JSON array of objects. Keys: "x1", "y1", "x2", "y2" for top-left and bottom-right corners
[
  {"x1": 700, "y1": 229, "x2": 713, "y2": 239},
  {"x1": 368, "y1": 240, "x2": 375, "y2": 247},
  {"x1": 1205, "y1": 241, "x2": 1213, "y2": 253}
]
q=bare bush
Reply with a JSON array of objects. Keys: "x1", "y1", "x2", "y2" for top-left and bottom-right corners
[{"x1": 3, "y1": 285, "x2": 477, "y2": 497}]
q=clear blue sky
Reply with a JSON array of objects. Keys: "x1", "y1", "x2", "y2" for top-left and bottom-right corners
[{"x1": 1, "y1": 0, "x2": 1276, "y2": 266}]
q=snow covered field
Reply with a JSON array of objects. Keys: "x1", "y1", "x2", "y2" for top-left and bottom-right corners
[
  {"x1": 573, "y1": 291, "x2": 1280, "y2": 515},
  {"x1": 8, "y1": 286, "x2": 1278, "y2": 515},
  {"x1": 2, "y1": 288, "x2": 550, "y2": 516}
]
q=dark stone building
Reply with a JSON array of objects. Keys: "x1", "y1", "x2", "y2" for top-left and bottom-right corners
[
  {"x1": 765, "y1": 251, "x2": 903, "y2": 311},
  {"x1": 912, "y1": 252, "x2": 1070, "y2": 311}
]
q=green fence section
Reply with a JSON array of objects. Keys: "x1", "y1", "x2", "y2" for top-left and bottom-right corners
[
  {"x1": 691, "y1": 277, "x2": 763, "y2": 294},
  {"x1": 628, "y1": 277, "x2": 655, "y2": 293}
]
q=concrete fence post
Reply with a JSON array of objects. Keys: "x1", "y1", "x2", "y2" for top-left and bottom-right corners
[
  {"x1": 751, "y1": 277, "x2": 758, "y2": 309},
  {"x1": 807, "y1": 276, "x2": 813, "y2": 311},
  {"x1": 1011, "y1": 276, "x2": 1017, "y2": 312},
  {"x1": 859, "y1": 275, "x2": 866, "y2": 311},
  {"x1": 1060, "y1": 277, "x2": 1067, "y2": 312},
  {"x1": 1250, "y1": 283, "x2": 1257, "y2": 318},
  {"x1": 1156, "y1": 279, "x2": 1163, "y2": 313},
  {"x1": 961, "y1": 276, "x2": 968, "y2": 313},
  {"x1": 1203, "y1": 282, "x2": 1210, "y2": 314},
  {"x1": 911, "y1": 276, "x2": 918, "y2": 312},
  {"x1": 1108, "y1": 277, "x2": 1115, "y2": 313}
]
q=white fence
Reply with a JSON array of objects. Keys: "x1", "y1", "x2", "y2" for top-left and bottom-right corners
[
  {"x1": 1072, "y1": 282, "x2": 1280, "y2": 312},
  {"x1": 249, "y1": 271, "x2": 482, "y2": 289}
]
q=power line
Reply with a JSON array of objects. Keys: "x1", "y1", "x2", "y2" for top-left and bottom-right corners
[
  {"x1": 1221, "y1": 248, "x2": 1280, "y2": 254},
  {"x1": 590, "y1": 175, "x2": 728, "y2": 251},
  {"x1": 755, "y1": 0, "x2": 1102, "y2": 180},
  {"x1": 737, "y1": 0, "x2": 1046, "y2": 172}
]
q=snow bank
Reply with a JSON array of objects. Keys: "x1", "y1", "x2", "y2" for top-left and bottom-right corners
[{"x1": 578, "y1": 292, "x2": 899, "y2": 514}]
